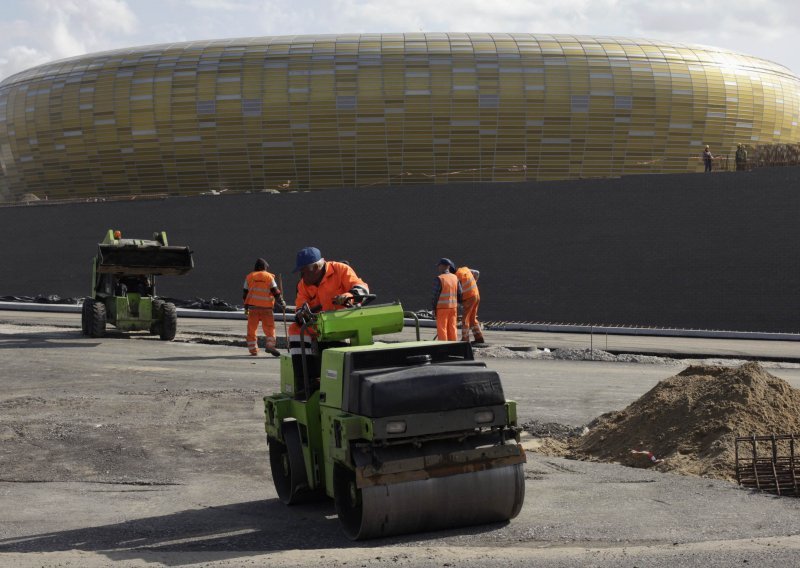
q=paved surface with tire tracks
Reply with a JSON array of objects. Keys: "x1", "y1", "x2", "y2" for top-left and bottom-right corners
[{"x1": 2, "y1": 310, "x2": 800, "y2": 567}]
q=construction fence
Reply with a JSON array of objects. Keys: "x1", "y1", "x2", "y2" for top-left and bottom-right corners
[{"x1": 712, "y1": 142, "x2": 800, "y2": 172}]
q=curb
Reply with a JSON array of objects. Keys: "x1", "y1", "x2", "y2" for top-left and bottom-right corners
[{"x1": 0, "y1": 302, "x2": 797, "y2": 341}]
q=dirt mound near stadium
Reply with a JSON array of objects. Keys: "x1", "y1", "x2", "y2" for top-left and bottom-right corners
[{"x1": 547, "y1": 363, "x2": 800, "y2": 480}]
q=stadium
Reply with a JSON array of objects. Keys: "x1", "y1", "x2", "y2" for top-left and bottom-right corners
[
  {"x1": 0, "y1": 34, "x2": 799, "y2": 333},
  {"x1": 1, "y1": 33, "x2": 799, "y2": 202}
]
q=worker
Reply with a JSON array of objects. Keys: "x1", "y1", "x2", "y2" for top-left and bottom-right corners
[
  {"x1": 289, "y1": 246, "x2": 369, "y2": 389},
  {"x1": 456, "y1": 265, "x2": 484, "y2": 344},
  {"x1": 735, "y1": 143, "x2": 748, "y2": 171},
  {"x1": 432, "y1": 258, "x2": 462, "y2": 341},
  {"x1": 243, "y1": 258, "x2": 286, "y2": 357},
  {"x1": 116, "y1": 274, "x2": 151, "y2": 296},
  {"x1": 702, "y1": 145, "x2": 714, "y2": 172}
]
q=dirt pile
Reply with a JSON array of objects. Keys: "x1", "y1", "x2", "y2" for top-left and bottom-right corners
[{"x1": 568, "y1": 362, "x2": 800, "y2": 480}]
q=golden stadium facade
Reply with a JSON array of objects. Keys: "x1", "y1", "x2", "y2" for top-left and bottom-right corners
[{"x1": 1, "y1": 33, "x2": 799, "y2": 202}]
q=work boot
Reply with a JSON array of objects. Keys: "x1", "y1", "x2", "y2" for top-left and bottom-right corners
[
  {"x1": 265, "y1": 346, "x2": 281, "y2": 357},
  {"x1": 249, "y1": 350, "x2": 258, "y2": 356},
  {"x1": 471, "y1": 335, "x2": 487, "y2": 347}
]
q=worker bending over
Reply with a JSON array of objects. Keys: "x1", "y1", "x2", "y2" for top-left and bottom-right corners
[
  {"x1": 243, "y1": 258, "x2": 286, "y2": 356},
  {"x1": 456, "y1": 265, "x2": 484, "y2": 344},
  {"x1": 289, "y1": 246, "x2": 369, "y2": 384},
  {"x1": 433, "y1": 258, "x2": 462, "y2": 341}
]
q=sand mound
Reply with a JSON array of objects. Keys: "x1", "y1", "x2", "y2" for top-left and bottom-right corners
[{"x1": 568, "y1": 362, "x2": 800, "y2": 480}]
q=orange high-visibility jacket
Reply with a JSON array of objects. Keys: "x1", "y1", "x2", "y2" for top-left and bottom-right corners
[
  {"x1": 456, "y1": 266, "x2": 480, "y2": 301},
  {"x1": 295, "y1": 261, "x2": 368, "y2": 312},
  {"x1": 244, "y1": 270, "x2": 278, "y2": 308},
  {"x1": 435, "y1": 272, "x2": 460, "y2": 309}
]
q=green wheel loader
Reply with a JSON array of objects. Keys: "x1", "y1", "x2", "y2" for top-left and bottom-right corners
[
  {"x1": 263, "y1": 297, "x2": 525, "y2": 540},
  {"x1": 81, "y1": 229, "x2": 194, "y2": 340}
]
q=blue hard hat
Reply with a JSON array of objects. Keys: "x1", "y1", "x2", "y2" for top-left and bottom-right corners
[
  {"x1": 293, "y1": 246, "x2": 322, "y2": 272},
  {"x1": 437, "y1": 257, "x2": 456, "y2": 272}
]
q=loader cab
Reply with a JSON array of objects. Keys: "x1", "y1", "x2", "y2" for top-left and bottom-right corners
[
  {"x1": 93, "y1": 272, "x2": 155, "y2": 299},
  {"x1": 94, "y1": 272, "x2": 115, "y2": 298},
  {"x1": 115, "y1": 274, "x2": 153, "y2": 297}
]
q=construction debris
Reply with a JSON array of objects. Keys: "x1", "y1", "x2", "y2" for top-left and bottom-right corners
[
  {"x1": 476, "y1": 345, "x2": 800, "y2": 369},
  {"x1": 736, "y1": 434, "x2": 800, "y2": 496}
]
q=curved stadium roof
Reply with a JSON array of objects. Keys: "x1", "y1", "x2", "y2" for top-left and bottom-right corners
[{"x1": 0, "y1": 33, "x2": 798, "y2": 202}]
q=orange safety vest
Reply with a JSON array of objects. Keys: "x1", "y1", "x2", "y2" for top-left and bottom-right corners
[
  {"x1": 437, "y1": 273, "x2": 459, "y2": 309},
  {"x1": 295, "y1": 261, "x2": 368, "y2": 312},
  {"x1": 245, "y1": 270, "x2": 277, "y2": 308},
  {"x1": 456, "y1": 266, "x2": 479, "y2": 301}
]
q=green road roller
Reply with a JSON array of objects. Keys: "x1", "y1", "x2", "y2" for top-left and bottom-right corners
[
  {"x1": 263, "y1": 296, "x2": 525, "y2": 539},
  {"x1": 81, "y1": 229, "x2": 194, "y2": 340}
]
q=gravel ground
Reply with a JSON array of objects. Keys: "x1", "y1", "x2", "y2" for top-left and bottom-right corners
[{"x1": 3, "y1": 316, "x2": 800, "y2": 567}]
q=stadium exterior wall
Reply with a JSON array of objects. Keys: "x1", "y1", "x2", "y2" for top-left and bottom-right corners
[
  {"x1": 0, "y1": 168, "x2": 798, "y2": 334},
  {"x1": 0, "y1": 33, "x2": 799, "y2": 202}
]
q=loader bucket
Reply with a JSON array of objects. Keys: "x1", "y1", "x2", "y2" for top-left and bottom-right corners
[{"x1": 96, "y1": 244, "x2": 194, "y2": 276}]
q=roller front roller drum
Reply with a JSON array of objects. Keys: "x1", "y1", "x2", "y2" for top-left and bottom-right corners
[{"x1": 336, "y1": 462, "x2": 525, "y2": 540}]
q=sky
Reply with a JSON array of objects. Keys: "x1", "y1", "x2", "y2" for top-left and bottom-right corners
[{"x1": 1, "y1": 0, "x2": 799, "y2": 82}]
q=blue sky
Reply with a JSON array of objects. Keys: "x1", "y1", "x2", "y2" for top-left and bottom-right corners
[{"x1": 1, "y1": 0, "x2": 799, "y2": 81}]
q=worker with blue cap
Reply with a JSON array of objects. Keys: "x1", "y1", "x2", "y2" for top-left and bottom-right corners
[
  {"x1": 288, "y1": 246, "x2": 370, "y2": 391},
  {"x1": 432, "y1": 257, "x2": 462, "y2": 341},
  {"x1": 291, "y1": 247, "x2": 368, "y2": 307}
]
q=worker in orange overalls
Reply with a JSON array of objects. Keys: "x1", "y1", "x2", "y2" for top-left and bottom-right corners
[
  {"x1": 289, "y1": 247, "x2": 369, "y2": 387},
  {"x1": 243, "y1": 258, "x2": 286, "y2": 357},
  {"x1": 432, "y1": 258, "x2": 462, "y2": 341},
  {"x1": 456, "y1": 265, "x2": 485, "y2": 344}
]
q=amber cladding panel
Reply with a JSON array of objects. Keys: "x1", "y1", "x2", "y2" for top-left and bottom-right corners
[{"x1": 0, "y1": 33, "x2": 799, "y2": 201}]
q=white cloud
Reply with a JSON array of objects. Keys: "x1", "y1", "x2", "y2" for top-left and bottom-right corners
[
  {"x1": 182, "y1": 0, "x2": 251, "y2": 10},
  {"x1": 51, "y1": 18, "x2": 87, "y2": 58},
  {"x1": 1, "y1": 0, "x2": 799, "y2": 81},
  {"x1": 0, "y1": 45, "x2": 52, "y2": 78},
  {"x1": 39, "y1": 0, "x2": 139, "y2": 56},
  {"x1": 0, "y1": 0, "x2": 139, "y2": 80}
]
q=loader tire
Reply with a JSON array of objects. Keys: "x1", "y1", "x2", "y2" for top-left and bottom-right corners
[
  {"x1": 159, "y1": 302, "x2": 177, "y2": 341},
  {"x1": 81, "y1": 298, "x2": 93, "y2": 336},
  {"x1": 149, "y1": 299, "x2": 165, "y2": 334},
  {"x1": 88, "y1": 301, "x2": 106, "y2": 338}
]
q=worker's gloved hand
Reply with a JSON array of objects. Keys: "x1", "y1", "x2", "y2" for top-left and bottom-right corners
[
  {"x1": 278, "y1": 299, "x2": 287, "y2": 310},
  {"x1": 244, "y1": 305, "x2": 249, "y2": 316},
  {"x1": 333, "y1": 293, "x2": 353, "y2": 306},
  {"x1": 295, "y1": 303, "x2": 313, "y2": 325}
]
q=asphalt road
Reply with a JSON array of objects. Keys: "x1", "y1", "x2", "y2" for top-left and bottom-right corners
[{"x1": 2, "y1": 311, "x2": 800, "y2": 567}]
